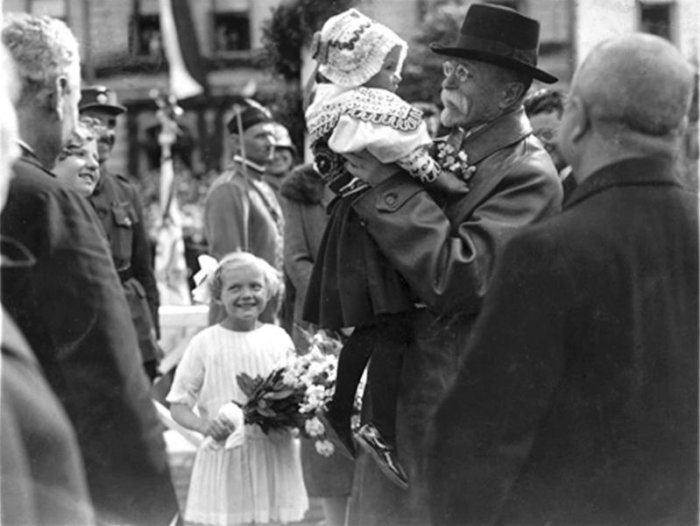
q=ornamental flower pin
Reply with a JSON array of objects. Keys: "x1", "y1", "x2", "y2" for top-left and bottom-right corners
[{"x1": 435, "y1": 142, "x2": 477, "y2": 182}]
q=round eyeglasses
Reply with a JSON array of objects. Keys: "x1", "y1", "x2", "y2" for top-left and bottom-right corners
[{"x1": 442, "y1": 61, "x2": 471, "y2": 83}]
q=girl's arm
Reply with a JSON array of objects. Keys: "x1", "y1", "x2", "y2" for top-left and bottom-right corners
[{"x1": 170, "y1": 403, "x2": 233, "y2": 441}]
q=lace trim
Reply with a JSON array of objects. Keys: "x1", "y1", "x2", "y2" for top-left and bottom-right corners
[{"x1": 307, "y1": 87, "x2": 424, "y2": 143}]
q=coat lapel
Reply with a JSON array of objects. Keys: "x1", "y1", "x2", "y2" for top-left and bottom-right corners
[{"x1": 445, "y1": 107, "x2": 533, "y2": 219}]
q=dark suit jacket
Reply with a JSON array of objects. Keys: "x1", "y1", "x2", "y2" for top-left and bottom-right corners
[
  {"x1": 429, "y1": 157, "x2": 699, "y2": 525},
  {"x1": 1, "y1": 308, "x2": 95, "y2": 525},
  {"x1": 0, "y1": 149, "x2": 180, "y2": 525}
]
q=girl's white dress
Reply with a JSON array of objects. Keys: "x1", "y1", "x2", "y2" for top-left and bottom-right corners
[{"x1": 167, "y1": 324, "x2": 309, "y2": 526}]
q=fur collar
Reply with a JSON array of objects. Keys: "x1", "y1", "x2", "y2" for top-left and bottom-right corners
[{"x1": 280, "y1": 164, "x2": 325, "y2": 204}]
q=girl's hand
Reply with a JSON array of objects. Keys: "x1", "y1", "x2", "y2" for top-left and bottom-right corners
[{"x1": 204, "y1": 417, "x2": 236, "y2": 442}]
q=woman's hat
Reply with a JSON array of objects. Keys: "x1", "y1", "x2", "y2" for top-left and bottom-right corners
[
  {"x1": 430, "y1": 3, "x2": 557, "y2": 84},
  {"x1": 313, "y1": 8, "x2": 407, "y2": 89}
]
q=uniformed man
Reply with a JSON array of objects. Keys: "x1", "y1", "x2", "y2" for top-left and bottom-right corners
[{"x1": 79, "y1": 85, "x2": 162, "y2": 381}]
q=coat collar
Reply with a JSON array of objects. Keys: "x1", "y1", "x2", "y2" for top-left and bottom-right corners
[
  {"x1": 460, "y1": 106, "x2": 533, "y2": 164},
  {"x1": 565, "y1": 157, "x2": 680, "y2": 209},
  {"x1": 17, "y1": 141, "x2": 53, "y2": 175}
]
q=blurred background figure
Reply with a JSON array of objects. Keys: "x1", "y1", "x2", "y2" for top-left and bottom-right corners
[
  {"x1": 264, "y1": 121, "x2": 298, "y2": 196},
  {"x1": 80, "y1": 86, "x2": 163, "y2": 382},
  {"x1": 204, "y1": 102, "x2": 283, "y2": 325},
  {"x1": 0, "y1": 36, "x2": 96, "y2": 526},
  {"x1": 524, "y1": 88, "x2": 577, "y2": 201},
  {"x1": 279, "y1": 162, "x2": 355, "y2": 526},
  {"x1": 266, "y1": 121, "x2": 299, "y2": 337}
]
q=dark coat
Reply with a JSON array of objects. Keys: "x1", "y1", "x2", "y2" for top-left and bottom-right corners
[
  {"x1": 279, "y1": 164, "x2": 333, "y2": 349},
  {"x1": 429, "y1": 157, "x2": 699, "y2": 526},
  {"x1": 0, "y1": 149, "x2": 180, "y2": 525},
  {"x1": 1, "y1": 308, "x2": 95, "y2": 526},
  {"x1": 346, "y1": 108, "x2": 562, "y2": 525},
  {"x1": 89, "y1": 170, "x2": 161, "y2": 364}
]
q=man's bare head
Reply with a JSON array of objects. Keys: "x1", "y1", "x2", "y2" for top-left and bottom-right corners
[{"x1": 573, "y1": 33, "x2": 693, "y2": 137}]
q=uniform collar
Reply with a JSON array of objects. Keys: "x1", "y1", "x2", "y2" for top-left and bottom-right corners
[
  {"x1": 565, "y1": 157, "x2": 679, "y2": 209},
  {"x1": 232, "y1": 155, "x2": 267, "y2": 178}
]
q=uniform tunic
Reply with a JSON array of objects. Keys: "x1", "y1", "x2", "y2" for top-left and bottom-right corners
[{"x1": 89, "y1": 170, "x2": 160, "y2": 368}]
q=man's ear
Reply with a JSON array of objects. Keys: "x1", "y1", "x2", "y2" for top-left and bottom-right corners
[
  {"x1": 500, "y1": 82, "x2": 526, "y2": 110},
  {"x1": 45, "y1": 75, "x2": 69, "y2": 119},
  {"x1": 568, "y1": 96, "x2": 590, "y2": 142}
]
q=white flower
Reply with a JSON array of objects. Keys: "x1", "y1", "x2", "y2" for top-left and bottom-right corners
[
  {"x1": 315, "y1": 439, "x2": 335, "y2": 457},
  {"x1": 304, "y1": 416, "x2": 325, "y2": 437}
]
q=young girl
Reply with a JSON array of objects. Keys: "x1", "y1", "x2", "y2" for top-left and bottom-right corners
[
  {"x1": 303, "y1": 8, "x2": 471, "y2": 490},
  {"x1": 167, "y1": 252, "x2": 309, "y2": 525}
]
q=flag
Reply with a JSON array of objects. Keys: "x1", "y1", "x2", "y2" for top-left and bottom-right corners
[{"x1": 158, "y1": 0, "x2": 207, "y2": 100}]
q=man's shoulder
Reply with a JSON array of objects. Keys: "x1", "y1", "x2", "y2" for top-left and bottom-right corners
[
  {"x1": 205, "y1": 169, "x2": 246, "y2": 204},
  {"x1": 9, "y1": 158, "x2": 86, "y2": 208}
]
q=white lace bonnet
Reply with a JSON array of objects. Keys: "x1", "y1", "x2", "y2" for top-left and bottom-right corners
[{"x1": 313, "y1": 8, "x2": 408, "y2": 89}]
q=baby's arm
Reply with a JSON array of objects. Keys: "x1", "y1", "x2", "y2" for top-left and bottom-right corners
[
  {"x1": 396, "y1": 147, "x2": 470, "y2": 195},
  {"x1": 170, "y1": 403, "x2": 235, "y2": 441}
]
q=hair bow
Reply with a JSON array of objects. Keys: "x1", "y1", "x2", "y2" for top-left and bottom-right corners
[{"x1": 192, "y1": 254, "x2": 219, "y2": 304}]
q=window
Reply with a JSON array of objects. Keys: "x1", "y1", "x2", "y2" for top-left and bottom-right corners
[
  {"x1": 5, "y1": 0, "x2": 68, "y2": 20},
  {"x1": 639, "y1": 2, "x2": 674, "y2": 41},
  {"x1": 132, "y1": 14, "x2": 163, "y2": 59},
  {"x1": 213, "y1": 12, "x2": 250, "y2": 53}
]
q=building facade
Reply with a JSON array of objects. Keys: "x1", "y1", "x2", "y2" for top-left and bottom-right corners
[{"x1": 2, "y1": 0, "x2": 697, "y2": 176}]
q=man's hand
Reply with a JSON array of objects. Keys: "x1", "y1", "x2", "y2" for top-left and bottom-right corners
[{"x1": 344, "y1": 150, "x2": 399, "y2": 187}]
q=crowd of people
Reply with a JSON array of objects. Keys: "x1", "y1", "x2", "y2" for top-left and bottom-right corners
[{"x1": 0, "y1": 3, "x2": 698, "y2": 526}]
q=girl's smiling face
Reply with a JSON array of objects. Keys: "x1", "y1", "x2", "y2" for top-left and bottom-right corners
[
  {"x1": 217, "y1": 263, "x2": 268, "y2": 331},
  {"x1": 54, "y1": 138, "x2": 100, "y2": 197}
]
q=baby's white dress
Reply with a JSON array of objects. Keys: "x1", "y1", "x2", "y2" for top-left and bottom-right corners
[{"x1": 167, "y1": 324, "x2": 309, "y2": 525}]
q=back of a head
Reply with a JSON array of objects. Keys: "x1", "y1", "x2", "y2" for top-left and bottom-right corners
[
  {"x1": 575, "y1": 33, "x2": 693, "y2": 137},
  {"x1": 2, "y1": 13, "x2": 79, "y2": 101},
  {"x1": 315, "y1": 8, "x2": 407, "y2": 89},
  {"x1": 0, "y1": 42, "x2": 20, "y2": 208}
]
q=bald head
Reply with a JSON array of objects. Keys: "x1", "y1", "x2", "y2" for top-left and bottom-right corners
[{"x1": 573, "y1": 33, "x2": 693, "y2": 137}]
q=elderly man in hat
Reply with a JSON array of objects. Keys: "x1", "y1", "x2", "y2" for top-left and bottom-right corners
[
  {"x1": 0, "y1": 14, "x2": 179, "y2": 525},
  {"x1": 340, "y1": 4, "x2": 562, "y2": 525},
  {"x1": 79, "y1": 85, "x2": 162, "y2": 381},
  {"x1": 204, "y1": 102, "x2": 283, "y2": 323},
  {"x1": 429, "y1": 33, "x2": 697, "y2": 525}
]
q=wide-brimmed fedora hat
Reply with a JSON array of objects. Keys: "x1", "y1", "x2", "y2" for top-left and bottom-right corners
[{"x1": 430, "y1": 3, "x2": 557, "y2": 84}]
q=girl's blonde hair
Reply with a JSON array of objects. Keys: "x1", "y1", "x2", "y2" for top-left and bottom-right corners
[
  {"x1": 56, "y1": 116, "x2": 101, "y2": 162},
  {"x1": 210, "y1": 251, "x2": 282, "y2": 301}
]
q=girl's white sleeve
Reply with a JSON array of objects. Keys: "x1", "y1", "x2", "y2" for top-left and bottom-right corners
[
  {"x1": 328, "y1": 116, "x2": 433, "y2": 164},
  {"x1": 166, "y1": 332, "x2": 206, "y2": 408}
]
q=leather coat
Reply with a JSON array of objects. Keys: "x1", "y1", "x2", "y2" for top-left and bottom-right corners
[{"x1": 346, "y1": 107, "x2": 562, "y2": 526}]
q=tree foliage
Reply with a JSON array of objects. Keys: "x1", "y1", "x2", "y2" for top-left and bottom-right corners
[
  {"x1": 260, "y1": 0, "x2": 357, "y2": 80},
  {"x1": 397, "y1": 2, "x2": 465, "y2": 105}
]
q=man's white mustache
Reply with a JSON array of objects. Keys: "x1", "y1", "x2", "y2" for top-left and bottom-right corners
[{"x1": 441, "y1": 90, "x2": 466, "y2": 110}]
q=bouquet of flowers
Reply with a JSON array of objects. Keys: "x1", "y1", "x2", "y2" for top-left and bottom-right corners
[{"x1": 235, "y1": 329, "x2": 364, "y2": 457}]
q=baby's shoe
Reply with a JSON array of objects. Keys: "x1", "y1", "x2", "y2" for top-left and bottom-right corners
[{"x1": 354, "y1": 423, "x2": 408, "y2": 490}]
